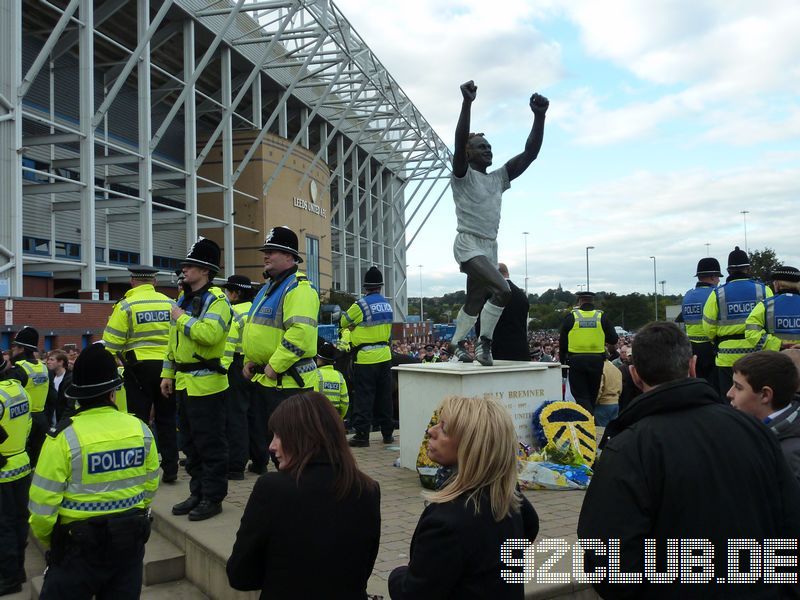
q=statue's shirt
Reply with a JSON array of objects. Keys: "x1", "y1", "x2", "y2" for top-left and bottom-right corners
[{"x1": 451, "y1": 165, "x2": 510, "y2": 240}]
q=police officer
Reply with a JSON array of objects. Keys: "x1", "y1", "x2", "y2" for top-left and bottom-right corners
[
  {"x1": 421, "y1": 344, "x2": 440, "y2": 363},
  {"x1": 220, "y1": 275, "x2": 258, "y2": 481},
  {"x1": 102, "y1": 265, "x2": 178, "y2": 483},
  {"x1": 746, "y1": 266, "x2": 800, "y2": 351},
  {"x1": 160, "y1": 238, "x2": 232, "y2": 521},
  {"x1": 558, "y1": 291, "x2": 619, "y2": 414},
  {"x1": 680, "y1": 257, "x2": 722, "y2": 384},
  {"x1": 29, "y1": 343, "x2": 158, "y2": 599},
  {"x1": 341, "y1": 266, "x2": 394, "y2": 447},
  {"x1": 314, "y1": 340, "x2": 349, "y2": 418},
  {"x1": 10, "y1": 326, "x2": 49, "y2": 466},
  {"x1": 242, "y1": 226, "x2": 319, "y2": 471},
  {"x1": 0, "y1": 358, "x2": 31, "y2": 596},
  {"x1": 703, "y1": 246, "x2": 772, "y2": 395}
]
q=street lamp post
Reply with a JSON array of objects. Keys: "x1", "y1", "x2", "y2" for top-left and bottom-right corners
[
  {"x1": 659, "y1": 280, "x2": 666, "y2": 296},
  {"x1": 741, "y1": 210, "x2": 750, "y2": 254},
  {"x1": 586, "y1": 246, "x2": 595, "y2": 291},
  {"x1": 418, "y1": 264, "x2": 424, "y2": 323},
  {"x1": 650, "y1": 256, "x2": 658, "y2": 320},
  {"x1": 523, "y1": 231, "x2": 529, "y2": 296},
  {"x1": 705, "y1": 242, "x2": 710, "y2": 257}
]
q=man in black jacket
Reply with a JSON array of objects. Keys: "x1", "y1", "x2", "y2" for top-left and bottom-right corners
[
  {"x1": 477, "y1": 263, "x2": 530, "y2": 361},
  {"x1": 578, "y1": 322, "x2": 800, "y2": 599},
  {"x1": 46, "y1": 350, "x2": 73, "y2": 423}
]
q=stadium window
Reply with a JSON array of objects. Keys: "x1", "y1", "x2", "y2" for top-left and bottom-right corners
[
  {"x1": 22, "y1": 236, "x2": 50, "y2": 255},
  {"x1": 109, "y1": 249, "x2": 141, "y2": 265},
  {"x1": 305, "y1": 236, "x2": 320, "y2": 290},
  {"x1": 55, "y1": 241, "x2": 81, "y2": 260}
]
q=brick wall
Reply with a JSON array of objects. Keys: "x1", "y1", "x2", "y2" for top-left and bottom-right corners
[{"x1": 1, "y1": 298, "x2": 116, "y2": 350}]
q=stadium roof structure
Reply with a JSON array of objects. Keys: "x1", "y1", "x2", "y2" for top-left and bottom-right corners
[{"x1": 1, "y1": 0, "x2": 453, "y2": 315}]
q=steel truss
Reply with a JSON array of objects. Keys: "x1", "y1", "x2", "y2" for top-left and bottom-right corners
[{"x1": 1, "y1": 0, "x2": 452, "y2": 317}]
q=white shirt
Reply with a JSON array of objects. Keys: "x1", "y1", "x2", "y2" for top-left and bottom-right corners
[{"x1": 53, "y1": 371, "x2": 65, "y2": 392}]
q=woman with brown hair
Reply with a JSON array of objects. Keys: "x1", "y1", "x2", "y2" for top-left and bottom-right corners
[
  {"x1": 226, "y1": 391, "x2": 381, "y2": 599},
  {"x1": 389, "y1": 395, "x2": 539, "y2": 599}
]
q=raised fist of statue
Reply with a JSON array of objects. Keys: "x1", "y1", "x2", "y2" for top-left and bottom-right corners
[
  {"x1": 460, "y1": 80, "x2": 477, "y2": 102},
  {"x1": 529, "y1": 93, "x2": 549, "y2": 116}
]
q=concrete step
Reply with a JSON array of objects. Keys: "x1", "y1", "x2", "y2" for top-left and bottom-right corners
[
  {"x1": 144, "y1": 529, "x2": 186, "y2": 586},
  {"x1": 149, "y1": 482, "x2": 258, "y2": 600},
  {"x1": 28, "y1": 575, "x2": 207, "y2": 600}
]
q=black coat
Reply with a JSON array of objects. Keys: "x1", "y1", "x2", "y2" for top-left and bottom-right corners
[
  {"x1": 578, "y1": 378, "x2": 800, "y2": 599},
  {"x1": 389, "y1": 489, "x2": 539, "y2": 599},
  {"x1": 48, "y1": 370, "x2": 74, "y2": 422},
  {"x1": 226, "y1": 461, "x2": 381, "y2": 599},
  {"x1": 476, "y1": 279, "x2": 530, "y2": 361}
]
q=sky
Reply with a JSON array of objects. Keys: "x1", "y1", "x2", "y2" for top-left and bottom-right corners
[{"x1": 333, "y1": 0, "x2": 800, "y2": 299}]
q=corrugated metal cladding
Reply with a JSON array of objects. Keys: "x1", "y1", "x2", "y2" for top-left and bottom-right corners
[
  {"x1": 21, "y1": 34, "x2": 188, "y2": 264},
  {"x1": 22, "y1": 36, "x2": 185, "y2": 164}
]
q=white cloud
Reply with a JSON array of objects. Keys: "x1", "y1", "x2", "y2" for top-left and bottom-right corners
[
  {"x1": 332, "y1": 0, "x2": 563, "y2": 140},
  {"x1": 555, "y1": 0, "x2": 800, "y2": 145}
]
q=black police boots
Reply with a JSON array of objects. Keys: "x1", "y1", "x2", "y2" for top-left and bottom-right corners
[
  {"x1": 172, "y1": 495, "x2": 201, "y2": 516},
  {"x1": 348, "y1": 434, "x2": 370, "y2": 448},
  {"x1": 188, "y1": 500, "x2": 222, "y2": 521}
]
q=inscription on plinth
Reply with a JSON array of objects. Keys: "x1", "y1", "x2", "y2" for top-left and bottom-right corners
[{"x1": 395, "y1": 361, "x2": 564, "y2": 470}]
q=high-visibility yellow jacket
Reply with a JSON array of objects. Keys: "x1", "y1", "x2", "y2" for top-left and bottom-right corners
[
  {"x1": 28, "y1": 405, "x2": 159, "y2": 547},
  {"x1": 337, "y1": 328, "x2": 351, "y2": 352},
  {"x1": 115, "y1": 366, "x2": 128, "y2": 414},
  {"x1": 16, "y1": 359, "x2": 49, "y2": 413},
  {"x1": 745, "y1": 293, "x2": 800, "y2": 352},
  {"x1": 160, "y1": 285, "x2": 232, "y2": 397},
  {"x1": 702, "y1": 277, "x2": 772, "y2": 367},
  {"x1": 567, "y1": 309, "x2": 606, "y2": 354},
  {"x1": 242, "y1": 269, "x2": 319, "y2": 390},
  {"x1": 0, "y1": 378, "x2": 32, "y2": 483},
  {"x1": 313, "y1": 365, "x2": 349, "y2": 417},
  {"x1": 103, "y1": 284, "x2": 174, "y2": 362},
  {"x1": 222, "y1": 301, "x2": 252, "y2": 370},
  {"x1": 341, "y1": 292, "x2": 393, "y2": 365}
]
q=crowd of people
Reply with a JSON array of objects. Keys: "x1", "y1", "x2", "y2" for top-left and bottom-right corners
[{"x1": 4, "y1": 234, "x2": 800, "y2": 599}]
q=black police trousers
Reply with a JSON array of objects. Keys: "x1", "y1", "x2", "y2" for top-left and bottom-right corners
[
  {"x1": 0, "y1": 474, "x2": 30, "y2": 587},
  {"x1": 40, "y1": 510, "x2": 149, "y2": 600},
  {"x1": 125, "y1": 360, "x2": 179, "y2": 479},
  {"x1": 250, "y1": 385, "x2": 311, "y2": 469},
  {"x1": 567, "y1": 353, "x2": 605, "y2": 414},
  {"x1": 351, "y1": 361, "x2": 393, "y2": 438},
  {"x1": 692, "y1": 341, "x2": 717, "y2": 390},
  {"x1": 26, "y1": 411, "x2": 49, "y2": 467},
  {"x1": 177, "y1": 390, "x2": 228, "y2": 503},
  {"x1": 225, "y1": 357, "x2": 257, "y2": 474}
]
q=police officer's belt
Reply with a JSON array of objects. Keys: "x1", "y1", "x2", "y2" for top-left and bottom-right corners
[
  {"x1": 175, "y1": 354, "x2": 228, "y2": 375},
  {"x1": 715, "y1": 334, "x2": 746, "y2": 343},
  {"x1": 688, "y1": 336, "x2": 711, "y2": 343},
  {"x1": 255, "y1": 357, "x2": 316, "y2": 388},
  {"x1": 351, "y1": 341, "x2": 390, "y2": 354},
  {"x1": 51, "y1": 508, "x2": 151, "y2": 562}
]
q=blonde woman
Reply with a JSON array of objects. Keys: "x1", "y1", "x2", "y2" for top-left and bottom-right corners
[{"x1": 389, "y1": 396, "x2": 539, "y2": 599}]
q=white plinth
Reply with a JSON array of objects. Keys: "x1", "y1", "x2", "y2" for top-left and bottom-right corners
[{"x1": 395, "y1": 361, "x2": 564, "y2": 470}]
